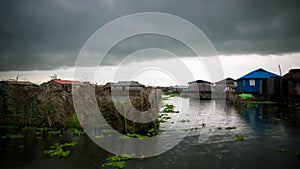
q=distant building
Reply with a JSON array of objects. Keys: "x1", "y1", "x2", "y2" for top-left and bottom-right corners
[
  {"x1": 213, "y1": 78, "x2": 237, "y2": 99},
  {"x1": 173, "y1": 85, "x2": 188, "y2": 93},
  {"x1": 0, "y1": 80, "x2": 38, "y2": 87},
  {"x1": 215, "y1": 78, "x2": 237, "y2": 92},
  {"x1": 236, "y1": 68, "x2": 279, "y2": 94},
  {"x1": 186, "y1": 80, "x2": 212, "y2": 99},
  {"x1": 188, "y1": 80, "x2": 212, "y2": 93},
  {"x1": 46, "y1": 79, "x2": 82, "y2": 92},
  {"x1": 111, "y1": 81, "x2": 145, "y2": 96},
  {"x1": 281, "y1": 69, "x2": 300, "y2": 96},
  {"x1": 215, "y1": 78, "x2": 237, "y2": 88}
]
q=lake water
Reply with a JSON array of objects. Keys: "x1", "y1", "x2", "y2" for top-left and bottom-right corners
[{"x1": 1, "y1": 97, "x2": 300, "y2": 169}]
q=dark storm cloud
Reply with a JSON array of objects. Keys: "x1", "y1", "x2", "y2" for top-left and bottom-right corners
[{"x1": 0, "y1": 0, "x2": 299, "y2": 71}]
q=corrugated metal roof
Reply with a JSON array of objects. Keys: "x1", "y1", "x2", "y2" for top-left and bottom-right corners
[
  {"x1": 215, "y1": 77, "x2": 235, "y2": 84},
  {"x1": 188, "y1": 80, "x2": 211, "y2": 84},
  {"x1": 282, "y1": 69, "x2": 300, "y2": 80},
  {"x1": 237, "y1": 68, "x2": 279, "y2": 80},
  {"x1": 112, "y1": 81, "x2": 145, "y2": 87},
  {"x1": 53, "y1": 80, "x2": 82, "y2": 85}
]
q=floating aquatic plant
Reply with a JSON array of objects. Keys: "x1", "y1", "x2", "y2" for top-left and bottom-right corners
[
  {"x1": 225, "y1": 126, "x2": 237, "y2": 130},
  {"x1": 273, "y1": 117, "x2": 281, "y2": 122},
  {"x1": 1, "y1": 134, "x2": 24, "y2": 139},
  {"x1": 44, "y1": 142, "x2": 78, "y2": 158},
  {"x1": 277, "y1": 148, "x2": 287, "y2": 153},
  {"x1": 48, "y1": 130, "x2": 61, "y2": 136},
  {"x1": 163, "y1": 104, "x2": 179, "y2": 113},
  {"x1": 95, "y1": 135, "x2": 105, "y2": 139},
  {"x1": 126, "y1": 133, "x2": 148, "y2": 139},
  {"x1": 102, "y1": 154, "x2": 134, "y2": 169},
  {"x1": 236, "y1": 134, "x2": 245, "y2": 141},
  {"x1": 70, "y1": 128, "x2": 85, "y2": 136},
  {"x1": 179, "y1": 120, "x2": 190, "y2": 123},
  {"x1": 0, "y1": 125, "x2": 17, "y2": 129}
]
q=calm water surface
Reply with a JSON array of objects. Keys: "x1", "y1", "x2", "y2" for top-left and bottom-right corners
[{"x1": 1, "y1": 97, "x2": 300, "y2": 169}]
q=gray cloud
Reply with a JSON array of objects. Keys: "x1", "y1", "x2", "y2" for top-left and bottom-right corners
[{"x1": 0, "y1": 0, "x2": 299, "y2": 71}]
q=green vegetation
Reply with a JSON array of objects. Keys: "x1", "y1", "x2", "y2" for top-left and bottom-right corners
[
  {"x1": 225, "y1": 126, "x2": 237, "y2": 130},
  {"x1": 44, "y1": 142, "x2": 78, "y2": 158},
  {"x1": 163, "y1": 104, "x2": 179, "y2": 113},
  {"x1": 1, "y1": 134, "x2": 24, "y2": 139},
  {"x1": 190, "y1": 127, "x2": 199, "y2": 131},
  {"x1": 66, "y1": 114, "x2": 81, "y2": 129},
  {"x1": 24, "y1": 126, "x2": 37, "y2": 130},
  {"x1": 95, "y1": 135, "x2": 104, "y2": 139},
  {"x1": 236, "y1": 134, "x2": 245, "y2": 141},
  {"x1": 165, "y1": 93, "x2": 181, "y2": 97},
  {"x1": 159, "y1": 114, "x2": 171, "y2": 123},
  {"x1": 271, "y1": 131, "x2": 280, "y2": 136},
  {"x1": 118, "y1": 135, "x2": 130, "y2": 140},
  {"x1": 0, "y1": 86, "x2": 78, "y2": 128},
  {"x1": 127, "y1": 133, "x2": 148, "y2": 139},
  {"x1": 69, "y1": 128, "x2": 85, "y2": 136},
  {"x1": 273, "y1": 117, "x2": 281, "y2": 122},
  {"x1": 0, "y1": 125, "x2": 17, "y2": 129},
  {"x1": 239, "y1": 93, "x2": 254, "y2": 99},
  {"x1": 147, "y1": 128, "x2": 156, "y2": 136},
  {"x1": 48, "y1": 130, "x2": 61, "y2": 136},
  {"x1": 277, "y1": 148, "x2": 287, "y2": 153},
  {"x1": 101, "y1": 129, "x2": 116, "y2": 133},
  {"x1": 0, "y1": 85, "x2": 160, "y2": 139},
  {"x1": 247, "y1": 101, "x2": 277, "y2": 104},
  {"x1": 102, "y1": 154, "x2": 134, "y2": 169}
]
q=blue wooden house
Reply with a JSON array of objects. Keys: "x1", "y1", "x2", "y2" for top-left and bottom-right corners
[{"x1": 236, "y1": 68, "x2": 279, "y2": 94}]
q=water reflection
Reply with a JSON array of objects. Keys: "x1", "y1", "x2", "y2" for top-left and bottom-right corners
[{"x1": 1, "y1": 97, "x2": 300, "y2": 169}]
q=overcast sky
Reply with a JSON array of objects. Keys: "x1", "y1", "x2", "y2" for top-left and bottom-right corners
[{"x1": 0, "y1": 0, "x2": 300, "y2": 85}]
